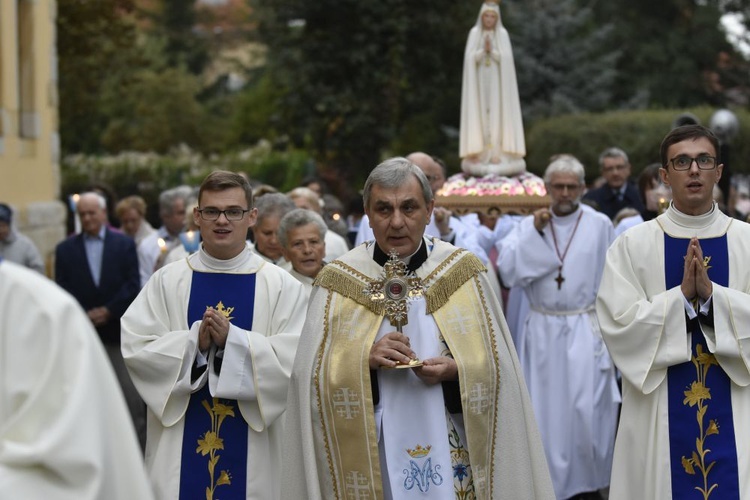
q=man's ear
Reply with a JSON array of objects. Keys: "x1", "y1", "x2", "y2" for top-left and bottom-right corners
[{"x1": 659, "y1": 167, "x2": 670, "y2": 186}]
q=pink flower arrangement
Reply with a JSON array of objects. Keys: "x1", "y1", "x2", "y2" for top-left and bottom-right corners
[{"x1": 438, "y1": 173, "x2": 547, "y2": 197}]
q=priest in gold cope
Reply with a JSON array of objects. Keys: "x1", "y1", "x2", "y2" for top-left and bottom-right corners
[
  {"x1": 497, "y1": 155, "x2": 620, "y2": 499},
  {"x1": 282, "y1": 156, "x2": 554, "y2": 499}
]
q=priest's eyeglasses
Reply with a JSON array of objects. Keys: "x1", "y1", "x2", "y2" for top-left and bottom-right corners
[
  {"x1": 669, "y1": 155, "x2": 717, "y2": 171},
  {"x1": 197, "y1": 208, "x2": 250, "y2": 221}
]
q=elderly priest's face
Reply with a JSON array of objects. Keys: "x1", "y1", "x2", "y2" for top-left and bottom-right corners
[{"x1": 365, "y1": 174, "x2": 434, "y2": 258}]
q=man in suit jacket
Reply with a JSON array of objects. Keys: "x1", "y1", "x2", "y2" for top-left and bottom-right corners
[
  {"x1": 583, "y1": 147, "x2": 646, "y2": 221},
  {"x1": 55, "y1": 191, "x2": 145, "y2": 448}
]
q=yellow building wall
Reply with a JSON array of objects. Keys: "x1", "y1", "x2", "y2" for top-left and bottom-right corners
[{"x1": 0, "y1": 0, "x2": 66, "y2": 274}]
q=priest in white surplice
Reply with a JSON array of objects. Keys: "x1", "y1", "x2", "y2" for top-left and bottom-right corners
[
  {"x1": 1, "y1": 259, "x2": 154, "y2": 500},
  {"x1": 121, "y1": 171, "x2": 307, "y2": 500},
  {"x1": 282, "y1": 157, "x2": 554, "y2": 499},
  {"x1": 597, "y1": 125, "x2": 750, "y2": 500},
  {"x1": 498, "y1": 155, "x2": 620, "y2": 499}
]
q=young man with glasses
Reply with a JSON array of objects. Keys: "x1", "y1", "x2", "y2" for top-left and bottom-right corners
[
  {"x1": 121, "y1": 170, "x2": 307, "y2": 499},
  {"x1": 583, "y1": 147, "x2": 646, "y2": 221},
  {"x1": 597, "y1": 125, "x2": 750, "y2": 499}
]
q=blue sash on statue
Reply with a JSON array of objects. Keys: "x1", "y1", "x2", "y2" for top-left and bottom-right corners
[
  {"x1": 178, "y1": 271, "x2": 256, "y2": 500},
  {"x1": 665, "y1": 234, "x2": 739, "y2": 499}
]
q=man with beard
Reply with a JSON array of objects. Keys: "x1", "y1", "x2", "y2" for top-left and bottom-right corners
[{"x1": 498, "y1": 155, "x2": 620, "y2": 500}]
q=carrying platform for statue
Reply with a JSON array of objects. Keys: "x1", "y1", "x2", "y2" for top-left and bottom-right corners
[{"x1": 435, "y1": 172, "x2": 550, "y2": 216}]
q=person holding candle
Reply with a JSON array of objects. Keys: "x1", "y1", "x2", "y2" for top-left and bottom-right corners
[
  {"x1": 164, "y1": 197, "x2": 202, "y2": 265},
  {"x1": 137, "y1": 185, "x2": 193, "y2": 287}
]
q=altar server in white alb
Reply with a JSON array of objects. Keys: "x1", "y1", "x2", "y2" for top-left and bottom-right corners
[
  {"x1": 0, "y1": 259, "x2": 154, "y2": 500},
  {"x1": 597, "y1": 124, "x2": 750, "y2": 500},
  {"x1": 121, "y1": 170, "x2": 307, "y2": 500},
  {"x1": 282, "y1": 157, "x2": 554, "y2": 499},
  {"x1": 498, "y1": 155, "x2": 620, "y2": 499}
]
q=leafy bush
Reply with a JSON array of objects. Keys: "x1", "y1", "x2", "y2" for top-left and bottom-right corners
[
  {"x1": 525, "y1": 107, "x2": 750, "y2": 182},
  {"x1": 61, "y1": 142, "x2": 311, "y2": 225}
]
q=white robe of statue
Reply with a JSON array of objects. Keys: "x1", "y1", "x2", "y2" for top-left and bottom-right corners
[
  {"x1": 460, "y1": 2, "x2": 526, "y2": 177},
  {"x1": 498, "y1": 204, "x2": 620, "y2": 499}
]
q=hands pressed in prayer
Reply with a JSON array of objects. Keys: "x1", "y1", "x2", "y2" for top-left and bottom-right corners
[
  {"x1": 682, "y1": 237, "x2": 713, "y2": 301},
  {"x1": 199, "y1": 307, "x2": 231, "y2": 351},
  {"x1": 533, "y1": 208, "x2": 551, "y2": 232},
  {"x1": 369, "y1": 332, "x2": 416, "y2": 369},
  {"x1": 414, "y1": 357, "x2": 458, "y2": 385}
]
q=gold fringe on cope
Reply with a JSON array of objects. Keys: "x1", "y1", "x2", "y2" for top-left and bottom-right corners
[
  {"x1": 425, "y1": 252, "x2": 486, "y2": 314},
  {"x1": 314, "y1": 250, "x2": 486, "y2": 317},
  {"x1": 314, "y1": 265, "x2": 385, "y2": 315}
]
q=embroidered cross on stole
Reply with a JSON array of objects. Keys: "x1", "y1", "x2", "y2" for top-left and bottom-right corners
[
  {"x1": 179, "y1": 271, "x2": 256, "y2": 500},
  {"x1": 664, "y1": 234, "x2": 739, "y2": 500}
]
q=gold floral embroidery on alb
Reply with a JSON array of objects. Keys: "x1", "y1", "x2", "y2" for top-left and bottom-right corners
[
  {"x1": 196, "y1": 398, "x2": 236, "y2": 499},
  {"x1": 681, "y1": 344, "x2": 720, "y2": 500}
]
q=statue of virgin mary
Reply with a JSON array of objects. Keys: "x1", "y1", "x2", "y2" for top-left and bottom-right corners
[{"x1": 460, "y1": 1, "x2": 526, "y2": 176}]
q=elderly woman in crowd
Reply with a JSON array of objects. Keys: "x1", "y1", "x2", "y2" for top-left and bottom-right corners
[
  {"x1": 278, "y1": 208, "x2": 327, "y2": 291},
  {"x1": 250, "y1": 192, "x2": 296, "y2": 268},
  {"x1": 115, "y1": 195, "x2": 155, "y2": 245}
]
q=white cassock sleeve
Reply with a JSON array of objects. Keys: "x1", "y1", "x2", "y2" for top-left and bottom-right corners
[
  {"x1": 596, "y1": 229, "x2": 695, "y2": 394},
  {"x1": 497, "y1": 216, "x2": 559, "y2": 288},
  {"x1": 0, "y1": 262, "x2": 153, "y2": 500},
  {"x1": 121, "y1": 262, "x2": 306, "y2": 432}
]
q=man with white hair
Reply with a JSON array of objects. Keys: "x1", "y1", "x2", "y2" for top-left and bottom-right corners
[
  {"x1": 355, "y1": 152, "x2": 490, "y2": 264},
  {"x1": 283, "y1": 156, "x2": 553, "y2": 499},
  {"x1": 54, "y1": 191, "x2": 144, "y2": 448},
  {"x1": 498, "y1": 155, "x2": 620, "y2": 500}
]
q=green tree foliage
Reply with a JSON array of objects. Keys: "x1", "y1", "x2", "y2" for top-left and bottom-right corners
[
  {"x1": 58, "y1": 0, "x2": 214, "y2": 154},
  {"x1": 99, "y1": 65, "x2": 209, "y2": 153},
  {"x1": 252, "y1": 0, "x2": 477, "y2": 198},
  {"x1": 506, "y1": 0, "x2": 621, "y2": 123},
  {"x1": 587, "y1": 0, "x2": 746, "y2": 108},
  {"x1": 144, "y1": 0, "x2": 210, "y2": 74},
  {"x1": 57, "y1": 0, "x2": 142, "y2": 153}
]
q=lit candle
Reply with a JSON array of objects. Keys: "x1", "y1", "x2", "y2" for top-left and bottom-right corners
[
  {"x1": 69, "y1": 193, "x2": 81, "y2": 234},
  {"x1": 157, "y1": 237, "x2": 167, "y2": 254},
  {"x1": 658, "y1": 197, "x2": 669, "y2": 214}
]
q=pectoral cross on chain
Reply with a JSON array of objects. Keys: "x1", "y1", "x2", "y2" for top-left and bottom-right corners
[{"x1": 555, "y1": 267, "x2": 565, "y2": 290}]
